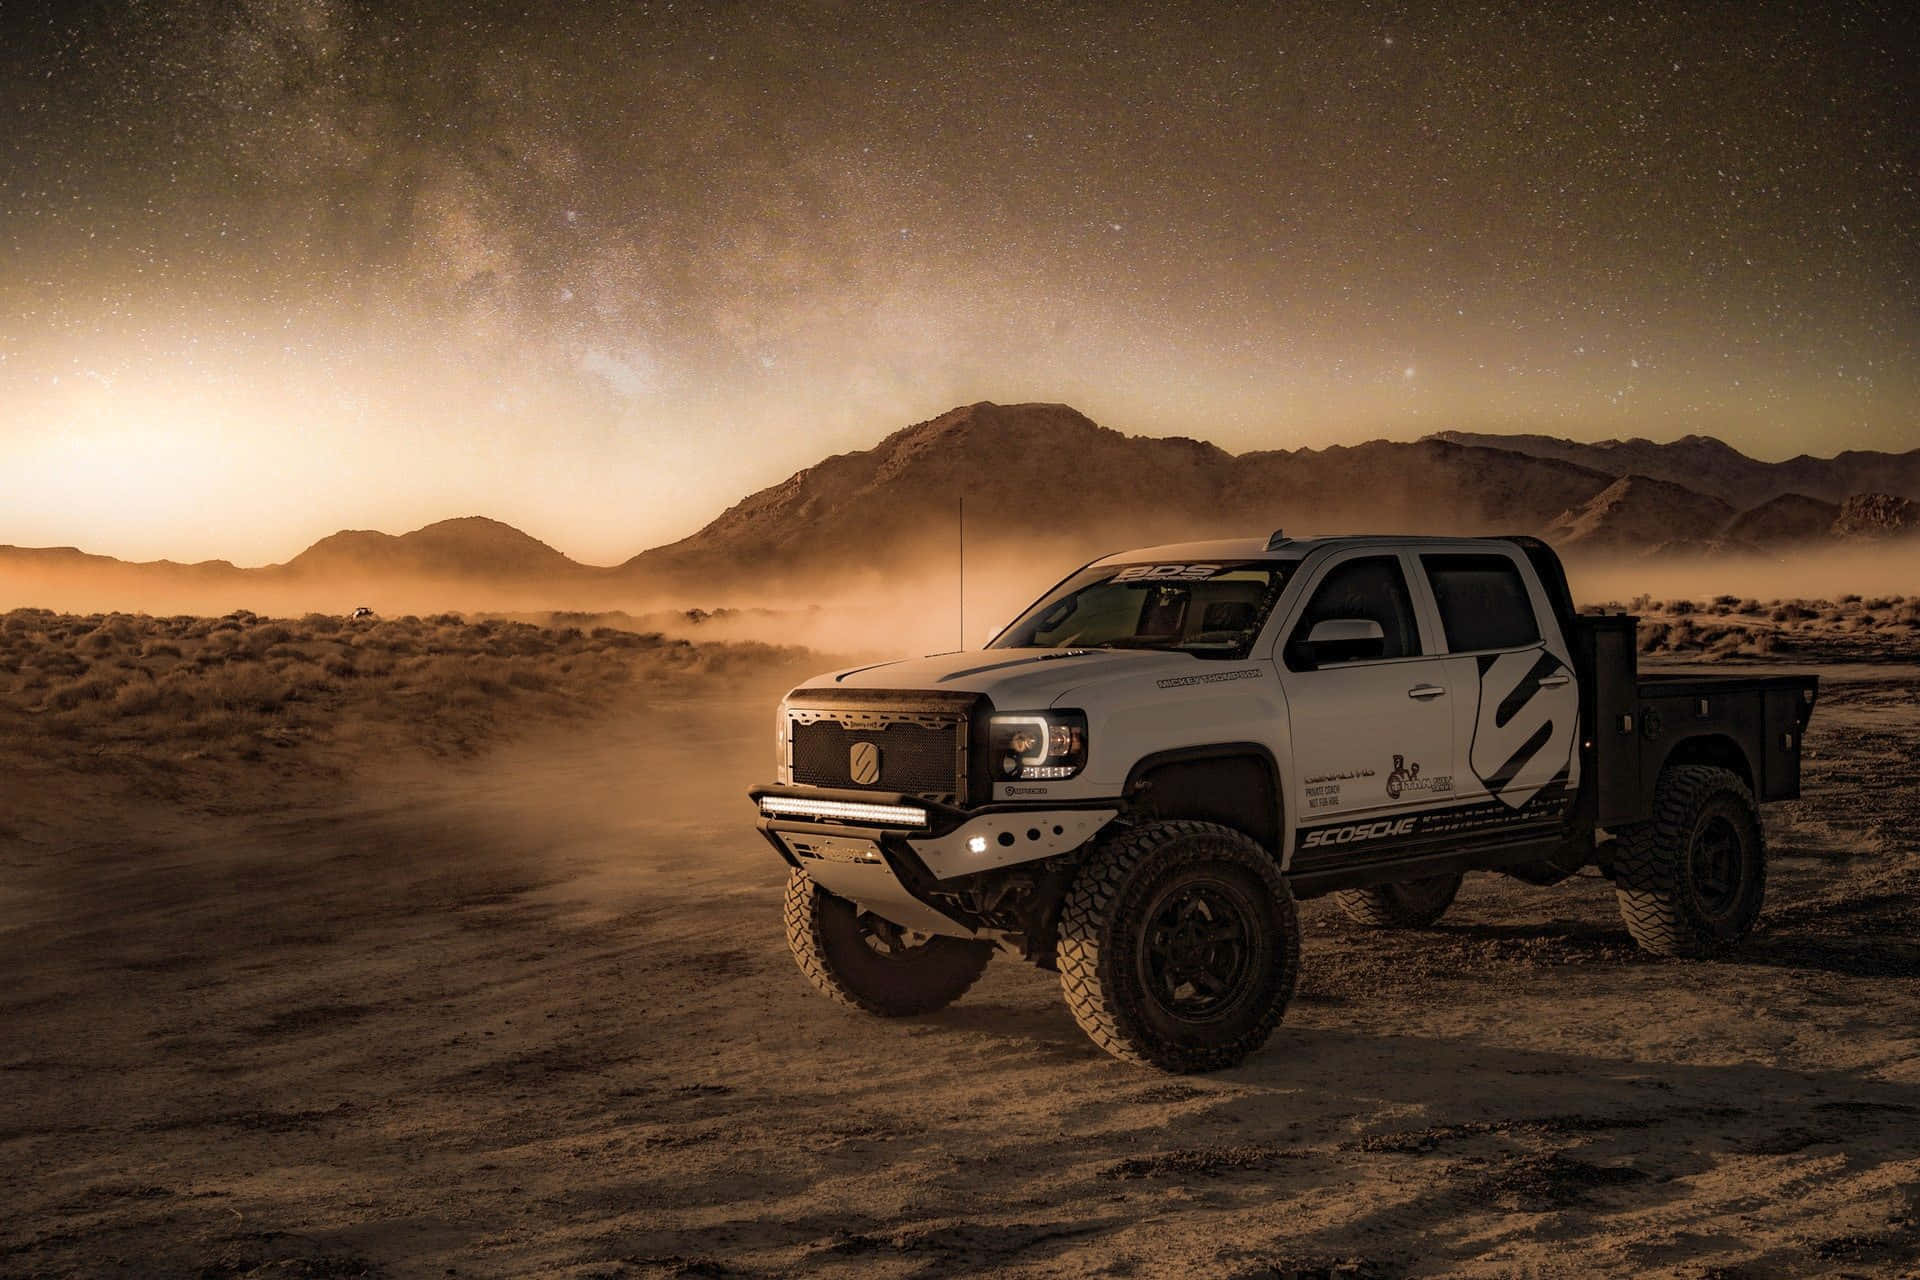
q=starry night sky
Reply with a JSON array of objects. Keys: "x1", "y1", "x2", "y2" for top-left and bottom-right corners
[{"x1": 2, "y1": 1, "x2": 1914, "y2": 562}]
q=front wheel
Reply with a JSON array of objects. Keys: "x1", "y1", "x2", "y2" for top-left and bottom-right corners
[
  {"x1": 1612, "y1": 765, "x2": 1765, "y2": 957},
  {"x1": 783, "y1": 868, "x2": 993, "y2": 1016},
  {"x1": 1057, "y1": 820, "x2": 1300, "y2": 1073}
]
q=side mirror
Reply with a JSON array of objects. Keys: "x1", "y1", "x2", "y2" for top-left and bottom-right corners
[{"x1": 1303, "y1": 617, "x2": 1386, "y2": 665}]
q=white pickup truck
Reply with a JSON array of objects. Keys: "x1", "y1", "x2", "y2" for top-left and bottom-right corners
[{"x1": 751, "y1": 533, "x2": 1818, "y2": 1072}]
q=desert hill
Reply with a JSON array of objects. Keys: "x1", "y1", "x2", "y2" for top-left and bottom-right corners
[
  {"x1": 1542, "y1": 475, "x2": 1741, "y2": 553},
  {"x1": 624, "y1": 402, "x2": 1624, "y2": 584},
  {"x1": 1429, "y1": 430, "x2": 1920, "y2": 509},
  {"x1": 283, "y1": 517, "x2": 588, "y2": 581},
  {"x1": 1723, "y1": 493, "x2": 1843, "y2": 547},
  {"x1": 3, "y1": 402, "x2": 1915, "y2": 609},
  {"x1": 1832, "y1": 493, "x2": 1920, "y2": 539}
]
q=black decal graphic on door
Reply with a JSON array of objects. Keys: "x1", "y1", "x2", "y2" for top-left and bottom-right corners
[{"x1": 1470, "y1": 647, "x2": 1577, "y2": 809}]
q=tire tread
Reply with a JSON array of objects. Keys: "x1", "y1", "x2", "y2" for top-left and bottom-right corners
[
  {"x1": 1612, "y1": 765, "x2": 1763, "y2": 958},
  {"x1": 783, "y1": 868, "x2": 991, "y2": 1016},
  {"x1": 1057, "y1": 820, "x2": 1299, "y2": 1072}
]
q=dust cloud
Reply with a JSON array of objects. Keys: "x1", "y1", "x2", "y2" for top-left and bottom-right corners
[
  {"x1": 1564, "y1": 545, "x2": 1920, "y2": 607},
  {"x1": 4, "y1": 539, "x2": 1912, "y2": 665}
]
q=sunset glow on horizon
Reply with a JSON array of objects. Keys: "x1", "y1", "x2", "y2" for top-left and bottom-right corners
[{"x1": 4, "y1": 2, "x2": 1913, "y2": 565}]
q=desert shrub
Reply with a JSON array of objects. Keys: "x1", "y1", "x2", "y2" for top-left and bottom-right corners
[
  {"x1": 1864, "y1": 597, "x2": 1896, "y2": 611},
  {"x1": 1841, "y1": 593, "x2": 1862, "y2": 604},
  {"x1": 505, "y1": 665, "x2": 550, "y2": 691},
  {"x1": 111, "y1": 678, "x2": 166, "y2": 716},
  {"x1": 591, "y1": 628, "x2": 661, "y2": 650},
  {"x1": 403, "y1": 654, "x2": 511, "y2": 698},
  {"x1": 30, "y1": 650, "x2": 88, "y2": 678},
  {"x1": 323, "y1": 655, "x2": 358, "y2": 678},
  {"x1": 45, "y1": 673, "x2": 120, "y2": 711},
  {"x1": 1666, "y1": 600, "x2": 1696, "y2": 617},
  {"x1": 77, "y1": 627, "x2": 120, "y2": 653},
  {"x1": 1736, "y1": 598, "x2": 1764, "y2": 615},
  {"x1": 301, "y1": 613, "x2": 343, "y2": 635},
  {"x1": 364, "y1": 623, "x2": 416, "y2": 654},
  {"x1": 196, "y1": 665, "x2": 288, "y2": 714},
  {"x1": 141, "y1": 640, "x2": 184, "y2": 659},
  {"x1": 264, "y1": 644, "x2": 311, "y2": 662},
  {"x1": 1772, "y1": 603, "x2": 1811, "y2": 622},
  {"x1": 428, "y1": 613, "x2": 464, "y2": 627},
  {"x1": 209, "y1": 618, "x2": 244, "y2": 633}
]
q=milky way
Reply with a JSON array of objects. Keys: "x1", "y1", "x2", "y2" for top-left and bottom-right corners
[{"x1": 1, "y1": 1, "x2": 1913, "y2": 562}]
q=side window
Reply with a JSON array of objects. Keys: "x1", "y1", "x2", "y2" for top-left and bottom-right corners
[
  {"x1": 1285, "y1": 556, "x2": 1420, "y2": 669},
  {"x1": 1422, "y1": 554, "x2": 1541, "y2": 652}
]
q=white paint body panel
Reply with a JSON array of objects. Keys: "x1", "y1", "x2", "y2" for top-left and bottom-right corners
[{"x1": 784, "y1": 536, "x2": 1581, "y2": 877}]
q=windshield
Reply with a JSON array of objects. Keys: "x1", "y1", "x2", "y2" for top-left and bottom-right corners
[{"x1": 990, "y1": 559, "x2": 1297, "y2": 660}]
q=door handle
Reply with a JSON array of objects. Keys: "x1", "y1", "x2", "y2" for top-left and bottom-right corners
[
  {"x1": 1539, "y1": 673, "x2": 1572, "y2": 688},
  {"x1": 1407, "y1": 684, "x2": 1447, "y2": 700}
]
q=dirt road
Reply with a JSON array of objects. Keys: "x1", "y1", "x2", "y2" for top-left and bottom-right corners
[{"x1": 4, "y1": 662, "x2": 1918, "y2": 1278}]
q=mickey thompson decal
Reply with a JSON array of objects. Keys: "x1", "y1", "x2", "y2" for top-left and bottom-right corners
[{"x1": 1471, "y1": 647, "x2": 1578, "y2": 809}]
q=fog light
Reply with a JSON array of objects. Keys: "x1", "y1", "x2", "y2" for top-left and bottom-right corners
[{"x1": 967, "y1": 835, "x2": 989, "y2": 854}]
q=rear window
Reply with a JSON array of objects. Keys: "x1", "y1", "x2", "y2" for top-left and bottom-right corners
[{"x1": 1422, "y1": 554, "x2": 1540, "y2": 652}]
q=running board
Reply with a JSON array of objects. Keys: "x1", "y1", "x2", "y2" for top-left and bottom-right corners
[{"x1": 1285, "y1": 833, "x2": 1573, "y2": 899}]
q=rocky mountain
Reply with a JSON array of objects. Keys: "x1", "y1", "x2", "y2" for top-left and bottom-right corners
[
  {"x1": 1429, "y1": 430, "x2": 1920, "y2": 509},
  {"x1": 1542, "y1": 475, "x2": 1740, "y2": 552},
  {"x1": 1723, "y1": 493, "x2": 1842, "y2": 546},
  {"x1": 4, "y1": 403, "x2": 1915, "y2": 609},
  {"x1": 623, "y1": 402, "x2": 1622, "y2": 583},
  {"x1": 282, "y1": 517, "x2": 586, "y2": 581},
  {"x1": 1832, "y1": 493, "x2": 1920, "y2": 539}
]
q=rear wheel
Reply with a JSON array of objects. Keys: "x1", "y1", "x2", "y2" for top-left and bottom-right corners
[
  {"x1": 783, "y1": 868, "x2": 993, "y2": 1016},
  {"x1": 1613, "y1": 765, "x2": 1765, "y2": 957},
  {"x1": 1333, "y1": 871, "x2": 1463, "y2": 928},
  {"x1": 1057, "y1": 820, "x2": 1300, "y2": 1073}
]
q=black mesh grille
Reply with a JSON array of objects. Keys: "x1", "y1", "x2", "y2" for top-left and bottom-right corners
[{"x1": 790, "y1": 718, "x2": 964, "y2": 800}]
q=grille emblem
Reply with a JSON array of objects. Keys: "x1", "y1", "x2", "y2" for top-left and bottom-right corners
[{"x1": 849, "y1": 741, "x2": 882, "y2": 785}]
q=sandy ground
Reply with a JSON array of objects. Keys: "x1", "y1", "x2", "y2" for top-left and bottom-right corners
[{"x1": 4, "y1": 659, "x2": 1919, "y2": 1279}]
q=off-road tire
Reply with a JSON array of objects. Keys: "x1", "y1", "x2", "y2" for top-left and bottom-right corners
[
  {"x1": 1613, "y1": 765, "x2": 1765, "y2": 958},
  {"x1": 1332, "y1": 872, "x2": 1463, "y2": 928},
  {"x1": 783, "y1": 868, "x2": 993, "y2": 1016},
  {"x1": 1057, "y1": 820, "x2": 1300, "y2": 1073}
]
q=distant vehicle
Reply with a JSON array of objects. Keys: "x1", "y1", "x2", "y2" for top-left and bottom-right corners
[
  {"x1": 349, "y1": 606, "x2": 376, "y2": 620},
  {"x1": 751, "y1": 533, "x2": 1819, "y2": 1072}
]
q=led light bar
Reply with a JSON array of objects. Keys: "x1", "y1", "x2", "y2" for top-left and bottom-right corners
[{"x1": 759, "y1": 796, "x2": 930, "y2": 827}]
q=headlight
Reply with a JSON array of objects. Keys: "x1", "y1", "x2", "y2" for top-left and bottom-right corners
[
  {"x1": 775, "y1": 696, "x2": 792, "y2": 781},
  {"x1": 989, "y1": 710, "x2": 1088, "y2": 780}
]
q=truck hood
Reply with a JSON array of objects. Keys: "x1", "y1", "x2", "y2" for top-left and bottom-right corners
[{"x1": 808, "y1": 647, "x2": 1229, "y2": 705}]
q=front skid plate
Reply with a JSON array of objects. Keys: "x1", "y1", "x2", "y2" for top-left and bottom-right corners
[
  {"x1": 907, "y1": 809, "x2": 1118, "y2": 879},
  {"x1": 796, "y1": 857, "x2": 975, "y2": 937}
]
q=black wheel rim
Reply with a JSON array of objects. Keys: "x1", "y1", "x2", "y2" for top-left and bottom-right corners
[
  {"x1": 1138, "y1": 878, "x2": 1255, "y2": 1020},
  {"x1": 1690, "y1": 815, "x2": 1745, "y2": 917}
]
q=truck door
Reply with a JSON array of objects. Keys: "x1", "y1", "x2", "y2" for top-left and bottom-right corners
[
  {"x1": 1417, "y1": 551, "x2": 1582, "y2": 816},
  {"x1": 1279, "y1": 552, "x2": 1455, "y2": 832}
]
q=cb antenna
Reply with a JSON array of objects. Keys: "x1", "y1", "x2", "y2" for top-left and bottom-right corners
[{"x1": 957, "y1": 495, "x2": 965, "y2": 650}]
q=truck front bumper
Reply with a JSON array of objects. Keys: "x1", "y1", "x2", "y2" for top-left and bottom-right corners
[{"x1": 750, "y1": 784, "x2": 1118, "y2": 937}]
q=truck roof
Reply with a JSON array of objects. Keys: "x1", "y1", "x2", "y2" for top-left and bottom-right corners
[{"x1": 1092, "y1": 534, "x2": 1508, "y2": 565}]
